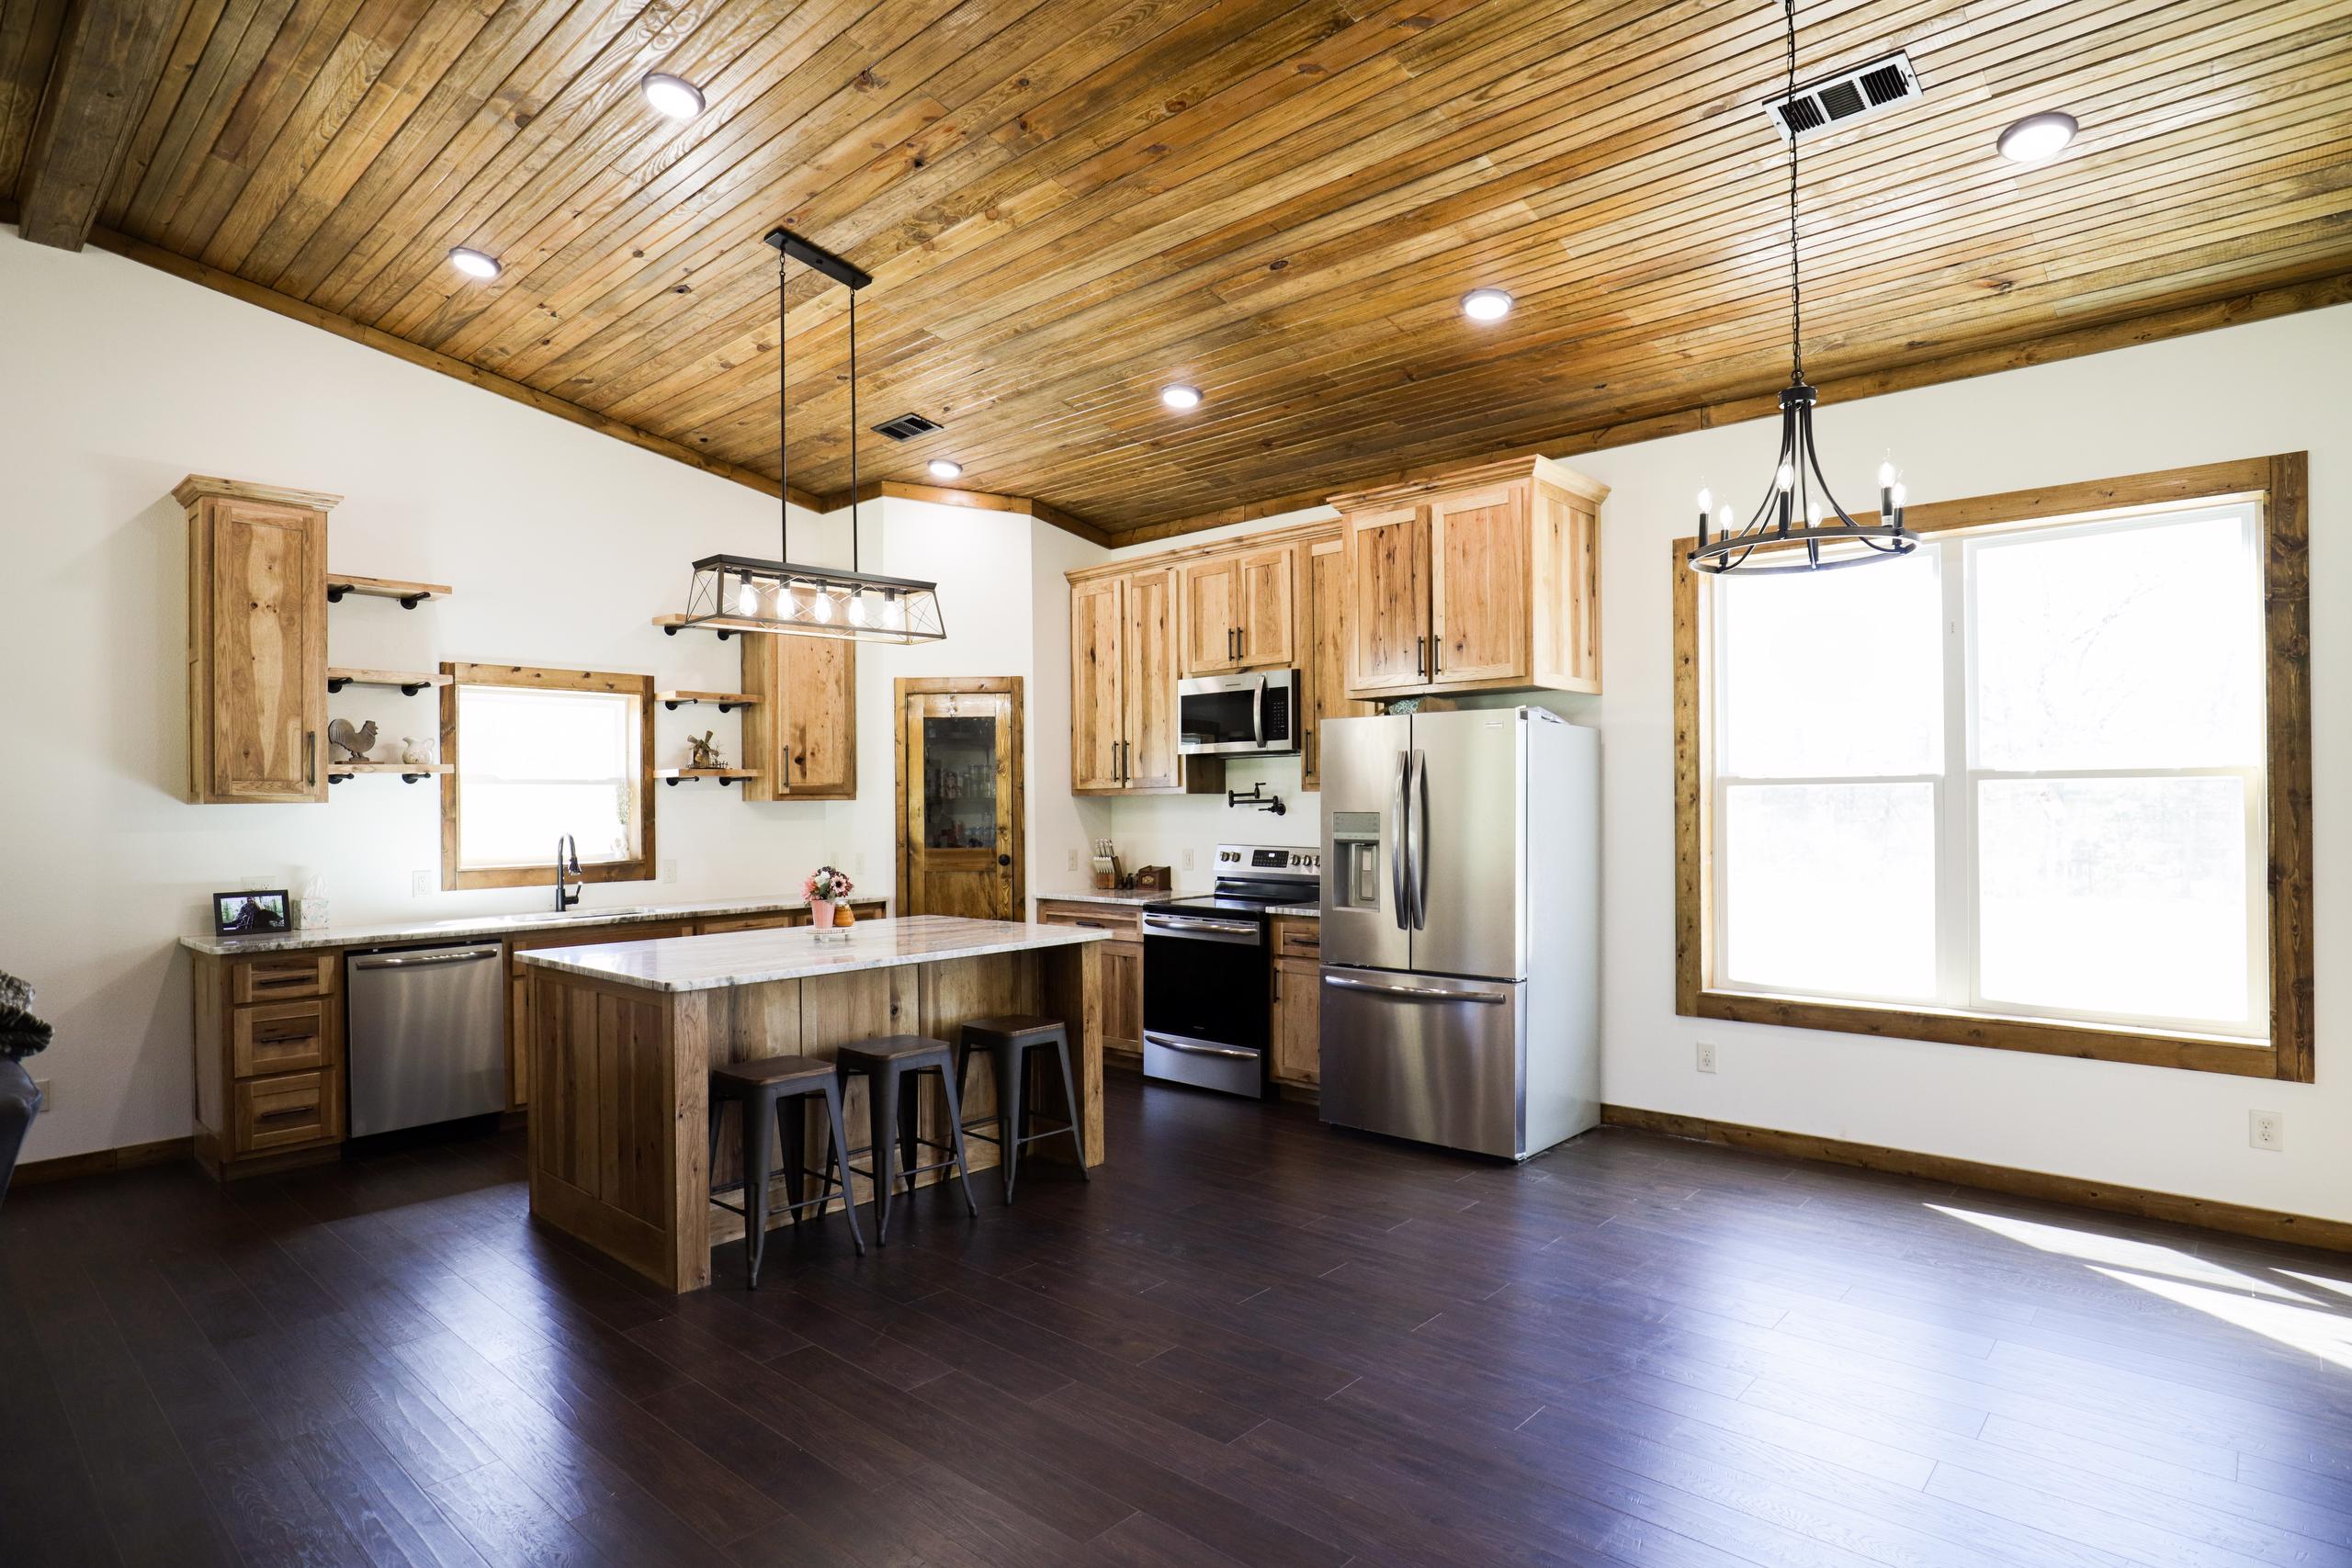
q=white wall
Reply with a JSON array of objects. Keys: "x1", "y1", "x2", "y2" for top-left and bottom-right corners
[
  {"x1": 1574, "y1": 303, "x2": 2349, "y2": 1224},
  {"x1": 0, "y1": 227, "x2": 1063, "y2": 1164}
]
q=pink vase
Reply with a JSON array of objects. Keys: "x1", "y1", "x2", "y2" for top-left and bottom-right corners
[{"x1": 808, "y1": 899, "x2": 835, "y2": 930}]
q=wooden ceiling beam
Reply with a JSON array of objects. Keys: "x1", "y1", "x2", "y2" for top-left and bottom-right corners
[{"x1": 15, "y1": 0, "x2": 175, "y2": 251}]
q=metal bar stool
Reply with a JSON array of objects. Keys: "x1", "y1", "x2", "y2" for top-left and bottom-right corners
[
  {"x1": 707, "y1": 1055, "x2": 864, "y2": 1288},
  {"x1": 956, "y1": 1015, "x2": 1089, "y2": 1204},
  {"x1": 832, "y1": 1035, "x2": 978, "y2": 1246}
]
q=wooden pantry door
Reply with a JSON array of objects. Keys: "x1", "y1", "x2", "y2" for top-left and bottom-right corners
[{"x1": 897, "y1": 679, "x2": 1023, "y2": 919}]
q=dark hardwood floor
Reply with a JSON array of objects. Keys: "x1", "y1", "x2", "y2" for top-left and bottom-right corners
[{"x1": 7, "y1": 1072, "x2": 2352, "y2": 1568}]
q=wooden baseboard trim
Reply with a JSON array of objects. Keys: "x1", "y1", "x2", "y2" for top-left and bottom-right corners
[
  {"x1": 1601, "y1": 1105, "x2": 2352, "y2": 1254},
  {"x1": 14, "y1": 1135, "x2": 192, "y2": 1187}
]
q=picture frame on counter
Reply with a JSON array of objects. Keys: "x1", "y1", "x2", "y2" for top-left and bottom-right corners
[{"x1": 210, "y1": 888, "x2": 291, "y2": 937}]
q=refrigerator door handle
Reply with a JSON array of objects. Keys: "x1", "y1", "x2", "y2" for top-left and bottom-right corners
[
  {"x1": 1322, "y1": 975, "x2": 1509, "y2": 1004},
  {"x1": 1390, "y1": 749, "x2": 1411, "y2": 931},
  {"x1": 1410, "y1": 748, "x2": 1430, "y2": 931}
]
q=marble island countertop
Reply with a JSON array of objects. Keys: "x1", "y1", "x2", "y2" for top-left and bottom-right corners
[
  {"x1": 178, "y1": 895, "x2": 867, "y2": 956},
  {"x1": 517, "y1": 914, "x2": 1110, "y2": 993},
  {"x1": 1034, "y1": 888, "x2": 1177, "y2": 907}
]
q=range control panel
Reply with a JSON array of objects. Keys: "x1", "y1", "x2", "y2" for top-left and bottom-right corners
[{"x1": 1216, "y1": 844, "x2": 1321, "y2": 874}]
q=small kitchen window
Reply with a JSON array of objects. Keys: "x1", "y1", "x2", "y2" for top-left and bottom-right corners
[
  {"x1": 440, "y1": 664, "x2": 655, "y2": 891},
  {"x1": 1673, "y1": 456, "x2": 2312, "y2": 1081}
]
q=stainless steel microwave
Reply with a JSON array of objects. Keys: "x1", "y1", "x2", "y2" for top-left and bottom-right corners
[{"x1": 1177, "y1": 670, "x2": 1302, "y2": 756}]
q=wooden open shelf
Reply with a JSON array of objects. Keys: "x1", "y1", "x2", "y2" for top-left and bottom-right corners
[
  {"x1": 657, "y1": 689, "x2": 760, "y2": 712},
  {"x1": 328, "y1": 573, "x2": 452, "y2": 608},
  {"x1": 328, "y1": 667, "x2": 451, "y2": 694},
  {"x1": 656, "y1": 768, "x2": 759, "y2": 787},
  {"x1": 650, "y1": 614, "x2": 784, "y2": 639},
  {"x1": 326, "y1": 761, "x2": 450, "y2": 784}
]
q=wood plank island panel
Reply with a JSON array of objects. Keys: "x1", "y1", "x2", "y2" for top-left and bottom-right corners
[
  {"x1": 4, "y1": 0, "x2": 2346, "y2": 535},
  {"x1": 523, "y1": 917, "x2": 1109, "y2": 1292}
]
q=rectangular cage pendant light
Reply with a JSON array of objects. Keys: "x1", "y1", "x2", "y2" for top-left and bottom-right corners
[
  {"x1": 669, "y1": 553, "x2": 946, "y2": 643},
  {"x1": 659, "y1": 227, "x2": 947, "y2": 646}
]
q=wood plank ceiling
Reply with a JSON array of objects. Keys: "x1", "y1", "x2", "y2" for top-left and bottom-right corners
[{"x1": 3, "y1": 0, "x2": 2347, "y2": 538}]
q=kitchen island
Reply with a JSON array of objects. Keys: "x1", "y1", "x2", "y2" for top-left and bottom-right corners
[{"x1": 517, "y1": 916, "x2": 1111, "y2": 1292}]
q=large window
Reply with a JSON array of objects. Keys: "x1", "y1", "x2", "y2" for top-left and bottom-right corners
[
  {"x1": 1675, "y1": 457, "x2": 2312, "y2": 1081},
  {"x1": 440, "y1": 664, "x2": 654, "y2": 890}
]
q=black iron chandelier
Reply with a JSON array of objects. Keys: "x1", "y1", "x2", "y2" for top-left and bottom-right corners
[
  {"x1": 664, "y1": 229, "x2": 946, "y2": 642},
  {"x1": 1687, "y1": 0, "x2": 1917, "y2": 576}
]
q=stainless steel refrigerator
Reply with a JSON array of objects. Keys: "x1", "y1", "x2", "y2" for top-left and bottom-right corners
[{"x1": 1317, "y1": 707, "x2": 1599, "y2": 1159}]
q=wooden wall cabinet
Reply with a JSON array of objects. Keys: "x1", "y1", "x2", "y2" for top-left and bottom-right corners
[
  {"x1": 179, "y1": 475, "x2": 339, "y2": 804},
  {"x1": 1337, "y1": 456, "x2": 1606, "y2": 700},
  {"x1": 741, "y1": 634, "x2": 855, "y2": 799},
  {"x1": 1068, "y1": 566, "x2": 1220, "y2": 795},
  {"x1": 1301, "y1": 537, "x2": 1372, "y2": 789},
  {"x1": 1179, "y1": 545, "x2": 1296, "y2": 675}
]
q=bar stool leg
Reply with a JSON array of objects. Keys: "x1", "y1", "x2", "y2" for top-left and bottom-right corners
[
  {"x1": 779, "y1": 1096, "x2": 806, "y2": 1226},
  {"x1": 1052, "y1": 1032, "x2": 1091, "y2": 1179},
  {"x1": 933, "y1": 1058, "x2": 980, "y2": 1218},
  {"x1": 820, "y1": 1078, "x2": 865, "y2": 1257},
  {"x1": 998, "y1": 1043, "x2": 1024, "y2": 1205},
  {"x1": 867, "y1": 1062, "x2": 900, "y2": 1246},
  {"x1": 898, "y1": 1072, "x2": 922, "y2": 1199},
  {"x1": 740, "y1": 1089, "x2": 774, "y2": 1289}
]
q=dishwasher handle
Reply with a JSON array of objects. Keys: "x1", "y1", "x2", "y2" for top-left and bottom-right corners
[{"x1": 350, "y1": 945, "x2": 503, "y2": 970}]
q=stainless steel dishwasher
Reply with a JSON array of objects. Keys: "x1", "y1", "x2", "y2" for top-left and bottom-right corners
[{"x1": 345, "y1": 942, "x2": 506, "y2": 1136}]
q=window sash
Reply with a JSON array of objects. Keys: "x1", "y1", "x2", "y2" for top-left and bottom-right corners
[
  {"x1": 1707, "y1": 509, "x2": 2267, "y2": 1041},
  {"x1": 442, "y1": 668, "x2": 653, "y2": 890}
]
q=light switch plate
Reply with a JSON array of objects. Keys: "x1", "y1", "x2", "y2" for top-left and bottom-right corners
[
  {"x1": 661, "y1": 859, "x2": 677, "y2": 885},
  {"x1": 410, "y1": 869, "x2": 431, "y2": 897},
  {"x1": 1182, "y1": 849, "x2": 1196, "y2": 871}
]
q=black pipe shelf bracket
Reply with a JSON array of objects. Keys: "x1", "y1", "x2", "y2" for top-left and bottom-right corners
[{"x1": 1227, "y1": 783, "x2": 1285, "y2": 816}]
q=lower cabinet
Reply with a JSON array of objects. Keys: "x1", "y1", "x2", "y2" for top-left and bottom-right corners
[
  {"x1": 1272, "y1": 956, "x2": 1321, "y2": 1088},
  {"x1": 191, "y1": 949, "x2": 345, "y2": 1178},
  {"x1": 1034, "y1": 900, "x2": 1148, "y2": 1057}
]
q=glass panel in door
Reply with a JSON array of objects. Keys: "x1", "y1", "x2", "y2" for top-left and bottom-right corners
[{"x1": 904, "y1": 691, "x2": 1017, "y2": 919}]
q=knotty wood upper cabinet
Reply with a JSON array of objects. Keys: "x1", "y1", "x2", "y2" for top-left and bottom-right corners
[
  {"x1": 179, "y1": 476, "x2": 337, "y2": 804},
  {"x1": 1179, "y1": 546, "x2": 1297, "y2": 675},
  {"x1": 1068, "y1": 565, "x2": 1218, "y2": 795},
  {"x1": 1301, "y1": 536, "x2": 1373, "y2": 789},
  {"x1": 1337, "y1": 455, "x2": 1607, "y2": 700},
  {"x1": 741, "y1": 635, "x2": 855, "y2": 799}
]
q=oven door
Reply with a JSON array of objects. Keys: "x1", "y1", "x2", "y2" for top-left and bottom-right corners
[
  {"x1": 1142, "y1": 911, "x2": 1270, "y2": 1097},
  {"x1": 1177, "y1": 671, "x2": 1298, "y2": 755}
]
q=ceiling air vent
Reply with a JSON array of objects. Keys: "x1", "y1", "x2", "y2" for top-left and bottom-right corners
[
  {"x1": 1764, "y1": 50, "x2": 1919, "y2": 141},
  {"x1": 872, "y1": 412, "x2": 944, "y2": 441}
]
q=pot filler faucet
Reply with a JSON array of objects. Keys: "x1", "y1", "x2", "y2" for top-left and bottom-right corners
[{"x1": 555, "y1": 835, "x2": 582, "y2": 911}]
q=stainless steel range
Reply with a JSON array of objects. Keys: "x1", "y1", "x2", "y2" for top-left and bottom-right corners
[{"x1": 1140, "y1": 843, "x2": 1321, "y2": 1099}]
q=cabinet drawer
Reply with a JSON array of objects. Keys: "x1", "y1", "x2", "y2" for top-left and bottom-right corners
[
  {"x1": 696, "y1": 913, "x2": 808, "y2": 934},
  {"x1": 508, "y1": 921, "x2": 691, "y2": 976},
  {"x1": 233, "y1": 1069, "x2": 341, "y2": 1153},
  {"x1": 1035, "y1": 901, "x2": 1144, "y2": 940},
  {"x1": 232, "y1": 951, "x2": 335, "y2": 1002},
  {"x1": 232, "y1": 998, "x2": 335, "y2": 1077},
  {"x1": 1273, "y1": 917, "x2": 1320, "y2": 956}
]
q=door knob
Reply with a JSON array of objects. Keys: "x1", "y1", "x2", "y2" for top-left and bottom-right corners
[{"x1": 996, "y1": 854, "x2": 1012, "y2": 866}]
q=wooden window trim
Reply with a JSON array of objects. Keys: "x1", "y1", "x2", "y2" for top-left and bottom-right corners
[
  {"x1": 439, "y1": 662, "x2": 658, "y2": 892},
  {"x1": 1672, "y1": 455, "x2": 2312, "y2": 1082}
]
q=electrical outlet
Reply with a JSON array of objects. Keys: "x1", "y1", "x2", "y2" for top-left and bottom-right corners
[
  {"x1": 661, "y1": 859, "x2": 677, "y2": 885},
  {"x1": 1068, "y1": 848, "x2": 1080, "y2": 872},
  {"x1": 1695, "y1": 1042, "x2": 1718, "y2": 1074},
  {"x1": 1182, "y1": 848, "x2": 1196, "y2": 871},
  {"x1": 410, "y1": 869, "x2": 431, "y2": 897},
  {"x1": 2250, "y1": 1111, "x2": 2284, "y2": 1152}
]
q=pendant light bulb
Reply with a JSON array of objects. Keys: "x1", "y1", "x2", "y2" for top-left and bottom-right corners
[
  {"x1": 848, "y1": 591, "x2": 867, "y2": 626},
  {"x1": 1891, "y1": 482, "x2": 1907, "y2": 509},
  {"x1": 736, "y1": 575, "x2": 758, "y2": 615},
  {"x1": 811, "y1": 589, "x2": 832, "y2": 624},
  {"x1": 1877, "y1": 459, "x2": 1899, "y2": 488}
]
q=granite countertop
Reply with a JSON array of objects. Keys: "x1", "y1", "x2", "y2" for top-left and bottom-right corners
[
  {"x1": 1267, "y1": 904, "x2": 1322, "y2": 918},
  {"x1": 178, "y1": 895, "x2": 865, "y2": 956},
  {"x1": 1035, "y1": 888, "x2": 1177, "y2": 907},
  {"x1": 517, "y1": 915, "x2": 1108, "y2": 993}
]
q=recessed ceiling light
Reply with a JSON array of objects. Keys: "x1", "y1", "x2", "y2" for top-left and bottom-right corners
[
  {"x1": 927, "y1": 458, "x2": 964, "y2": 480},
  {"x1": 641, "y1": 73, "x2": 706, "y2": 121},
  {"x1": 448, "y1": 247, "x2": 500, "y2": 280},
  {"x1": 1461, "y1": 288, "x2": 1514, "y2": 322},
  {"x1": 1160, "y1": 384, "x2": 1203, "y2": 411},
  {"x1": 1997, "y1": 110, "x2": 2076, "y2": 164}
]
